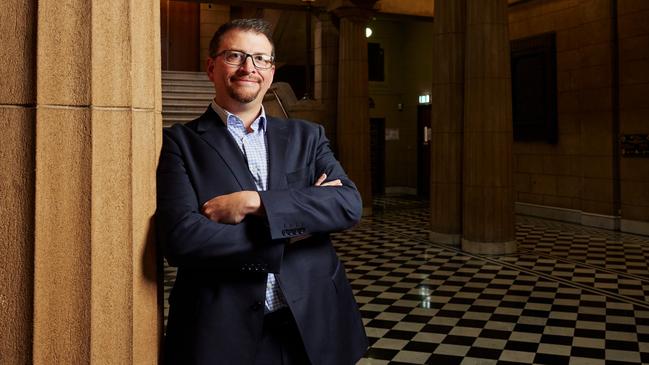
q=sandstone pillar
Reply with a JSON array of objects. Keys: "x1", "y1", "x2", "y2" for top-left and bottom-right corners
[
  {"x1": 314, "y1": 13, "x2": 340, "y2": 150},
  {"x1": 462, "y1": 0, "x2": 516, "y2": 254},
  {"x1": 0, "y1": 2, "x2": 37, "y2": 363},
  {"x1": 429, "y1": 0, "x2": 466, "y2": 246},
  {"x1": 30, "y1": 0, "x2": 162, "y2": 363},
  {"x1": 335, "y1": 5, "x2": 373, "y2": 215}
]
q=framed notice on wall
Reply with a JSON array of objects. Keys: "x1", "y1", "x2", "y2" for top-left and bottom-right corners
[{"x1": 620, "y1": 134, "x2": 649, "y2": 157}]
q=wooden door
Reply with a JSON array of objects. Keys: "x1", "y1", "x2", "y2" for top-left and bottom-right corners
[{"x1": 164, "y1": 0, "x2": 200, "y2": 71}]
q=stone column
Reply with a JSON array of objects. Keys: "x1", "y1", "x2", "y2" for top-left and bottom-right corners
[
  {"x1": 314, "y1": 12, "x2": 339, "y2": 150},
  {"x1": 31, "y1": 0, "x2": 162, "y2": 364},
  {"x1": 335, "y1": 6, "x2": 373, "y2": 215},
  {"x1": 0, "y1": 2, "x2": 36, "y2": 363},
  {"x1": 462, "y1": 0, "x2": 516, "y2": 254},
  {"x1": 429, "y1": 0, "x2": 466, "y2": 246}
]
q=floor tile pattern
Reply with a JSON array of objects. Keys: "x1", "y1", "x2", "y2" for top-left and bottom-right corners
[{"x1": 164, "y1": 196, "x2": 649, "y2": 364}]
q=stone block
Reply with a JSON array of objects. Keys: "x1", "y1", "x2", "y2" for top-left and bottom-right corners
[
  {"x1": 557, "y1": 49, "x2": 581, "y2": 71},
  {"x1": 621, "y1": 157, "x2": 649, "y2": 181},
  {"x1": 620, "y1": 59, "x2": 649, "y2": 85},
  {"x1": 543, "y1": 195, "x2": 575, "y2": 209},
  {"x1": 557, "y1": 175, "x2": 582, "y2": 198},
  {"x1": 514, "y1": 172, "x2": 532, "y2": 193},
  {"x1": 581, "y1": 198, "x2": 614, "y2": 215},
  {"x1": 0, "y1": 106, "x2": 35, "y2": 364},
  {"x1": 34, "y1": 106, "x2": 92, "y2": 364},
  {"x1": 581, "y1": 177, "x2": 614, "y2": 201},
  {"x1": 577, "y1": 64, "x2": 612, "y2": 89},
  {"x1": 131, "y1": 111, "x2": 160, "y2": 364},
  {"x1": 37, "y1": 0, "x2": 91, "y2": 106},
  {"x1": 0, "y1": 1, "x2": 36, "y2": 104},
  {"x1": 619, "y1": 0, "x2": 649, "y2": 14},
  {"x1": 581, "y1": 155, "x2": 613, "y2": 178},
  {"x1": 89, "y1": 109, "x2": 132, "y2": 364},
  {"x1": 618, "y1": 9, "x2": 649, "y2": 38},
  {"x1": 580, "y1": 88, "x2": 612, "y2": 112},
  {"x1": 619, "y1": 34, "x2": 649, "y2": 62},
  {"x1": 621, "y1": 181, "x2": 649, "y2": 206},
  {"x1": 517, "y1": 191, "x2": 545, "y2": 205},
  {"x1": 620, "y1": 83, "x2": 649, "y2": 109},
  {"x1": 580, "y1": 0, "x2": 611, "y2": 22},
  {"x1": 531, "y1": 174, "x2": 557, "y2": 195},
  {"x1": 131, "y1": 0, "x2": 157, "y2": 109},
  {"x1": 91, "y1": 0, "x2": 131, "y2": 107}
]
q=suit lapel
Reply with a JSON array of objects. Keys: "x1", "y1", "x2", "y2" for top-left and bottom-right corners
[
  {"x1": 265, "y1": 117, "x2": 289, "y2": 190},
  {"x1": 195, "y1": 107, "x2": 257, "y2": 191}
]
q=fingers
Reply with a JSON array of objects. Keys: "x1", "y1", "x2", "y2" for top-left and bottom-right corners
[
  {"x1": 315, "y1": 173, "x2": 327, "y2": 186},
  {"x1": 314, "y1": 173, "x2": 342, "y2": 187},
  {"x1": 319, "y1": 179, "x2": 342, "y2": 186}
]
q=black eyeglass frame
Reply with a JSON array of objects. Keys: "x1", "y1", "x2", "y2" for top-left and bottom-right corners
[{"x1": 214, "y1": 50, "x2": 275, "y2": 70}]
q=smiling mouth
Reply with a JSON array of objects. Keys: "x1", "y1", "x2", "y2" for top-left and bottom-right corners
[{"x1": 232, "y1": 78, "x2": 259, "y2": 84}]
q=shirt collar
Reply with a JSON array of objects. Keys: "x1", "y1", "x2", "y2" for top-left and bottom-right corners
[{"x1": 210, "y1": 100, "x2": 267, "y2": 132}]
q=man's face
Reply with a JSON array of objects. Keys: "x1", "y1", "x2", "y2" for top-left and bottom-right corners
[{"x1": 207, "y1": 30, "x2": 275, "y2": 109}]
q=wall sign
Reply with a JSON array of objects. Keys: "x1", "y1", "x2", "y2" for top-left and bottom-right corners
[{"x1": 620, "y1": 134, "x2": 649, "y2": 157}]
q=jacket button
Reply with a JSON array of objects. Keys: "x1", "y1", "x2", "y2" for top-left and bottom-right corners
[{"x1": 250, "y1": 301, "x2": 263, "y2": 311}]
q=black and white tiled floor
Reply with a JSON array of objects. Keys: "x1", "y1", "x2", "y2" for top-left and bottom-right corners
[{"x1": 164, "y1": 196, "x2": 649, "y2": 364}]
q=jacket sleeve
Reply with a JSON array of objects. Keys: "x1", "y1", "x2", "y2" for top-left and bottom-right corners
[
  {"x1": 259, "y1": 125, "x2": 363, "y2": 240},
  {"x1": 155, "y1": 129, "x2": 281, "y2": 270}
]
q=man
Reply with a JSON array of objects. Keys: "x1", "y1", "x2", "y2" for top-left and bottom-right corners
[{"x1": 156, "y1": 19, "x2": 368, "y2": 365}]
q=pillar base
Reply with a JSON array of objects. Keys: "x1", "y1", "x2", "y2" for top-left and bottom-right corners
[
  {"x1": 461, "y1": 239, "x2": 517, "y2": 255},
  {"x1": 429, "y1": 231, "x2": 461, "y2": 246}
]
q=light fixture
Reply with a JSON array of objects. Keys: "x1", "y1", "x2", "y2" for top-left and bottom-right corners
[
  {"x1": 418, "y1": 94, "x2": 430, "y2": 104},
  {"x1": 365, "y1": 27, "x2": 373, "y2": 38}
]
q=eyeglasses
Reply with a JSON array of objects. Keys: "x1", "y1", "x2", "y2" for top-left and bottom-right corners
[{"x1": 215, "y1": 50, "x2": 275, "y2": 70}]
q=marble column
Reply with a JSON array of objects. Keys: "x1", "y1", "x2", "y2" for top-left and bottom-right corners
[
  {"x1": 314, "y1": 12, "x2": 340, "y2": 151},
  {"x1": 12, "y1": 0, "x2": 163, "y2": 363},
  {"x1": 335, "y1": 6, "x2": 373, "y2": 215},
  {"x1": 429, "y1": 0, "x2": 466, "y2": 246},
  {"x1": 462, "y1": 0, "x2": 516, "y2": 254}
]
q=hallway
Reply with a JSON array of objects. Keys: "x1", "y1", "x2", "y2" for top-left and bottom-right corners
[{"x1": 164, "y1": 196, "x2": 649, "y2": 364}]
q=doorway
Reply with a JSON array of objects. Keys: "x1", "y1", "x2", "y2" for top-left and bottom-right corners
[
  {"x1": 162, "y1": 0, "x2": 200, "y2": 71},
  {"x1": 370, "y1": 118, "x2": 385, "y2": 196},
  {"x1": 417, "y1": 105, "x2": 431, "y2": 198}
]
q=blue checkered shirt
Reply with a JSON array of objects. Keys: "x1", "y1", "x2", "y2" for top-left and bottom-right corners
[{"x1": 211, "y1": 102, "x2": 286, "y2": 312}]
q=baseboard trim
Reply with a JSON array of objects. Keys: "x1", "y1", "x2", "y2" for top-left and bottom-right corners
[
  {"x1": 621, "y1": 219, "x2": 649, "y2": 236},
  {"x1": 513, "y1": 202, "x2": 649, "y2": 234}
]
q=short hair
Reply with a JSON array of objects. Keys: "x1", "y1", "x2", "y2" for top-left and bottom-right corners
[{"x1": 208, "y1": 18, "x2": 275, "y2": 58}]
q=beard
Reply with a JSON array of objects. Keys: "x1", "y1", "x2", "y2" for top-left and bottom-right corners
[{"x1": 227, "y1": 76, "x2": 262, "y2": 103}]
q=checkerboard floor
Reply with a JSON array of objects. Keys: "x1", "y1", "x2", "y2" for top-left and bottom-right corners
[{"x1": 164, "y1": 196, "x2": 649, "y2": 364}]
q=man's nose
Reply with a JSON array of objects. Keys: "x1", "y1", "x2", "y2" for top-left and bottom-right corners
[{"x1": 239, "y1": 56, "x2": 256, "y2": 73}]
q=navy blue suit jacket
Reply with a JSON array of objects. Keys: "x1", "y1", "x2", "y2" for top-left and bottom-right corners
[{"x1": 156, "y1": 107, "x2": 368, "y2": 365}]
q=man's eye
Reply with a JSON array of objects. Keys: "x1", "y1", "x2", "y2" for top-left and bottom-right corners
[{"x1": 227, "y1": 52, "x2": 243, "y2": 61}]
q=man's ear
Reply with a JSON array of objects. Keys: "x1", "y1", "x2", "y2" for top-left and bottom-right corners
[{"x1": 206, "y1": 58, "x2": 215, "y2": 81}]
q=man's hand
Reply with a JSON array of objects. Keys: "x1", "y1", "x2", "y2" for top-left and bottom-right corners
[
  {"x1": 315, "y1": 173, "x2": 342, "y2": 187},
  {"x1": 201, "y1": 191, "x2": 262, "y2": 224}
]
